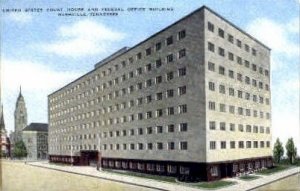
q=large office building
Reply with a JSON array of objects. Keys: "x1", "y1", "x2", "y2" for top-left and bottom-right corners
[{"x1": 48, "y1": 6, "x2": 272, "y2": 181}]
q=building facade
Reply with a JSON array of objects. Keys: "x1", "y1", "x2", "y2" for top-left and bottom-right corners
[
  {"x1": 0, "y1": 106, "x2": 10, "y2": 157},
  {"x1": 23, "y1": 123, "x2": 48, "y2": 160},
  {"x1": 48, "y1": 6, "x2": 272, "y2": 181},
  {"x1": 14, "y1": 87, "x2": 28, "y2": 143}
]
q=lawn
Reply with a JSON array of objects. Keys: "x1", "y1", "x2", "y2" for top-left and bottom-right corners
[
  {"x1": 239, "y1": 175, "x2": 260, "y2": 181},
  {"x1": 192, "y1": 180, "x2": 235, "y2": 189},
  {"x1": 103, "y1": 169, "x2": 236, "y2": 189},
  {"x1": 257, "y1": 165, "x2": 290, "y2": 175},
  {"x1": 103, "y1": 169, "x2": 177, "y2": 183}
]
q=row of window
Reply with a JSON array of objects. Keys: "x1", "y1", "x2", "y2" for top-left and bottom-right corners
[
  {"x1": 208, "y1": 81, "x2": 270, "y2": 105},
  {"x1": 209, "y1": 141, "x2": 271, "y2": 150},
  {"x1": 208, "y1": 21, "x2": 259, "y2": 56},
  {"x1": 51, "y1": 141, "x2": 189, "y2": 152},
  {"x1": 50, "y1": 83, "x2": 187, "y2": 121},
  {"x1": 208, "y1": 101, "x2": 271, "y2": 119},
  {"x1": 208, "y1": 62, "x2": 270, "y2": 91},
  {"x1": 208, "y1": 121, "x2": 270, "y2": 134},
  {"x1": 50, "y1": 29, "x2": 186, "y2": 103},
  {"x1": 50, "y1": 104, "x2": 188, "y2": 132},
  {"x1": 50, "y1": 67, "x2": 187, "y2": 113}
]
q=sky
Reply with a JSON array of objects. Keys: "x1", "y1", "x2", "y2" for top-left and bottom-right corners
[{"x1": 1, "y1": 0, "x2": 299, "y2": 154}]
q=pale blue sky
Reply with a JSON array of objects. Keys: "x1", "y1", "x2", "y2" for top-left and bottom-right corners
[{"x1": 1, "y1": 0, "x2": 299, "y2": 152}]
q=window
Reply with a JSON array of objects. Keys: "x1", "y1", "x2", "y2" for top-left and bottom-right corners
[
  {"x1": 238, "y1": 107, "x2": 243, "y2": 115},
  {"x1": 178, "y1": 86, "x2": 186, "y2": 95},
  {"x1": 168, "y1": 142, "x2": 175, "y2": 150},
  {"x1": 219, "y1": 103, "x2": 226, "y2": 112},
  {"x1": 166, "y1": 72, "x2": 174, "y2": 81},
  {"x1": 209, "y1": 101, "x2": 215, "y2": 110},
  {"x1": 208, "y1": 62, "x2": 215, "y2": 71},
  {"x1": 219, "y1": 66, "x2": 225, "y2": 75},
  {"x1": 178, "y1": 49, "x2": 186, "y2": 58},
  {"x1": 252, "y1": 64, "x2": 257, "y2": 71},
  {"x1": 265, "y1": 70, "x2": 269, "y2": 77},
  {"x1": 252, "y1": 79, "x2": 257, "y2": 87},
  {"x1": 130, "y1": 143, "x2": 135, "y2": 150},
  {"x1": 260, "y1": 126, "x2": 265, "y2": 133},
  {"x1": 210, "y1": 141, "x2": 216, "y2": 150},
  {"x1": 156, "y1": 92, "x2": 163, "y2": 100},
  {"x1": 219, "y1": 85, "x2": 225, "y2": 94},
  {"x1": 138, "y1": 143, "x2": 143, "y2": 150},
  {"x1": 237, "y1": 73, "x2": 243, "y2": 82},
  {"x1": 179, "y1": 123, "x2": 188, "y2": 132},
  {"x1": 178, "y1": 104, "x2": 187, "y2": 114},
  {"x1": 228, "y1": 34, "x2": 234, "y2": 43},
  {"x1": 147, "y1": 127, "x2": 153, "y2": 134},
  {"x1": 147, "y1": 143, "x2": 153, "y2": 150},
  {"x1": 180, "y1": 141, "x2": 188, "y2": 150},
  {"x1": 155, "y1": 42, "x2": 161, "y2": 51},
  {"x1": 246, "y1": 141, "x2": 251, "y2": 148},
  {"x1": 146, "y1": 47, "x2": 151, "y2": 56},
  {"x1": 238, "y1": 90, "x2": 243, "y2": 98},
  {"x1": 146, "y1": 79, "x2": 152, "y2": 87},
  {"x1": 237, "y1": 124, "x2": 244, "y2": 132},
  {"x1": 136, "y1": 67, "x2": 142, "y2": 75},
  {"x1": 156, "y1": 59, "x2": 162, "y2": 68},
  {"x1": 236, "y1": 39, "x2": 242, "y2": 48},
  {"x1": 218, "y1": 28, "x2": 224, "y2": 38},
  {"x1": 155, "y1": 76, "x2": 162, "y2": 84},
  {"x1": 230, "y1": 141, "x2": 235, "y2": 149},
  {"x1": 245, "y1": 44, "x2": 250, "y2": 52},
  {"x1": 252, "y1": 48, "x2": 256, "y2": 56},
  {"x1": 228, "y1": 52, "x2": 234, "y2": 61},
  {"x1": 208, "y1": 42, "x2": 215, "y2": 52},
  {"x1": 218, "y1": 47, "x2": 225, "y2": 56},
  {"x1": 246, "y1": 125, "x2": 252, "y2": 132},
  {"x1": 208, "y1": 22, "x2": 214, "y2": 32},
  {"x1": 178, "y1": 67, "x2": 186, "y2": 76},
  {"x1": 157, "y1": 142, "x2": 163, "y2": 150},
  {"x1": 209, "y1": 121, "x2": 216, "y2": 130},
  {"x1": 129, "y1": 71, "x2": 134, "y2": 78},
  {"x1": 138, "y1": 113, "x2": 143, "y2": 120},
  {"x1": 260, "y1": 141, "x2": 265, "y2": 148},
  {"x1": 137, "y1": 82, "x2": 143, "y2": 90},
  {"x1": 167, "y1": 54, "x2": 174, "y2": 63},
  {"x1": 166, "y1": 89, "x2": 174, "y2": 98},
  {"x1": 166, "y1": 36, "x2": 173, "y2": 45},
  {"x1": 137, "y1": 97, "x2": 143, "y2": 105},
  {"x1": 229, "y1": 88, "x2": 235, "y2": 96},
  {"x1": 146, "y1": 111, "x2": 152, "y2": 119},
  {"x1": 239, "y1": 141, "x2": 244, "y2": 148},
  {"x1": 220, "y1": 122, "x2": 226, "y2": 130},
  {"x1": 229, "y1": 105, "x2": 235, "y2": 114},
  {"x1": 167, "y1": 107, "x2": 174, "y2": 115},
  {"x1": 122, "y1": 61, "x2": 126, "y2": 68},
  {"x1": 221, "y1": 141, "x2": 226, "y2": 149},
  {"x1": 137, "y1": 52, "x2": 142, "y2": 59},
  {"x1": 168, "y1": 124, "x2": 175, "y2": 132},
  {"x1": 178, "y1": 30, "x2": 186, "y2": 40},
  {"x1": 254, "y1": 141, "x2": 258, "y2": 148},
  {"x1": 156, "y1": 109, "x2": 163, "y2": 117},
  {"x1": 209, "y1": 82, "x2": 215, "y2": 91},
  {"x1": 130, "y1": 129, "x2": 135, "y2": 135},
  {"x1": 145, "y1": 63, "x2": 152, "y2": 72},
  {"x1": 230, "y1": 123, "x2": 235, "y2": 131}
]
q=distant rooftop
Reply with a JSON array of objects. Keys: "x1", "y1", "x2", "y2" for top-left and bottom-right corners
[
  {"x1": 94, "y1": 47, "x2": 130, "y2": 68},
  {"x1": 23, "y1": 123, "x2": 48, "y2": 132}
]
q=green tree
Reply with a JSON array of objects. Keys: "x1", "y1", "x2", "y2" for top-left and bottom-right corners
[
  {"x1": 285, "y1": 138, "x2": 297, "y2": 164},
  {"x1": 13, "y1": 140, "x2": 27, "y2": 159},
  {"x1": 273, "y1": 138, "x2": 284, "y2": 163}
]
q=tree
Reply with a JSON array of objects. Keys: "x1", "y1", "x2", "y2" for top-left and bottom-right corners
[
  {"x1": 285, "y1": 138, "x2": 297, "y2": 164},
  {"x1": 13, "y1": 140, "x2": 27, "y2": 159},
  {"x1": 273, "y1": 138, "x2": 284, "y2": 163}
]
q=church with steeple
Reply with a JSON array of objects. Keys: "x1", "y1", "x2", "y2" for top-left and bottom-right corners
[{"x1": 14, "y1": 86, "x2": 28, "y2": 143}]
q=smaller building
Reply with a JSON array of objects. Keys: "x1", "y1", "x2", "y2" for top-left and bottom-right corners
[
  {"x1": 0, "y1": 105, "x2": 10, "y2": 157},
  {"x1": 22, "y1": 123, "x2": 48, "y2": 160}
]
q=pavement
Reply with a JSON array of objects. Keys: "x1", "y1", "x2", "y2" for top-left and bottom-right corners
[{"x1": 27, "y1": 161, "x2": 300, "y2": 191}]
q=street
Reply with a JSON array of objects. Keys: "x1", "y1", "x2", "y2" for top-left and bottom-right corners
[{"x1": 0, "y1": 160, "x2": 156, "y2": 191}]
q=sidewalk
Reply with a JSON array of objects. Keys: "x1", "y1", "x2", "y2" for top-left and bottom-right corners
[{"x1": 28, "y1": 161, "x2": 300, "y2": 191}]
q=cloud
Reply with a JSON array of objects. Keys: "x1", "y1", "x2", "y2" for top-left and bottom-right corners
[
  {"x1": 1, "y1": 58, "x2": 81, "y2": 132},
  {"x1": 246, "y1": 18, "x2": 299, "y2": 57},
  {"x1": 6, "y1": 12, "x2": 33, "y2": 24},
  {"x1": 40, "y1": 20, "x2": 125, "y2": 58}
]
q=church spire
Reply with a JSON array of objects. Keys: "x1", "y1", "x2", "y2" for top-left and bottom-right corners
[{"x1": 0, "y1": 105, "x2": 5, "y2": 130}]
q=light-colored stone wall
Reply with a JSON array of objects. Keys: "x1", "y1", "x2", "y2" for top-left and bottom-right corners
[{"x1": 204, "y1": 9, "x2": 271, "y2": 162}]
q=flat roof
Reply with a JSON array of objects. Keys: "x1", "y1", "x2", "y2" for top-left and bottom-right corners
[{"x1": 49, "y1": 5, "x2": 270, "y2": 97}]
